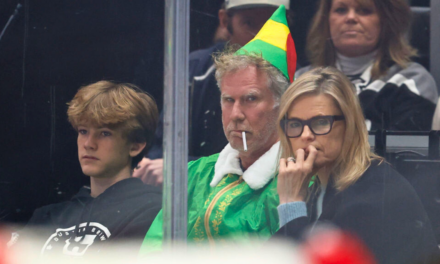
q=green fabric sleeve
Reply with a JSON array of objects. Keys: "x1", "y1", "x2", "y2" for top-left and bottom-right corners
[
  {"x1": 139, "y1": 209, "x2": 164, "y2": 256},
  {"x1": 139, "y1": 157, "x2": 210, "y2": 256}
]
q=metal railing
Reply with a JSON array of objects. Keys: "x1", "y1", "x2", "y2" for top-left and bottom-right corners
[{"x1": 162, "y1": 0, "x2": 190, "y2": 245}]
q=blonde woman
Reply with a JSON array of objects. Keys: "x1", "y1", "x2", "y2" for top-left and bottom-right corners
[{"x1": 274, "y1": 67, "x2": 438, "y2": 264}]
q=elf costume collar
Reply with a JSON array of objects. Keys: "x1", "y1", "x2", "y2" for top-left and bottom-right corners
[{"x1": 211, "y1": 142, "x2": 280, "y2": 190}]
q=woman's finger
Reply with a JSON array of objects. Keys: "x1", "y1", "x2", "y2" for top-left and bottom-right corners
[
  {"x1": 296, "y1": 148, "x2": 305, "y2": 166},
  {"x1": 304, "y1": 145, "x2": 318, "y2": 169},
  {"x1": 279, "y1": 158, "x2": 287, "y2": 172}
]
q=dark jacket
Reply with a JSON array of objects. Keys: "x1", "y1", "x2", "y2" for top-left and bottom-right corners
[
  {"x1": 15, "y1": 178, "x2": 161, "y2": 257},
  {"x1": 275, "y1": 161, "x2": 439, "y2": 264},
  {"x1": 148, "y1": 42, "x2": 228, "y2": 160}
]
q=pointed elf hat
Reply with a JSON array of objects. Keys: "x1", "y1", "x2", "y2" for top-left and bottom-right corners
[{"x1": 235, "y1": 5, "x2": 297, "y2": 83}]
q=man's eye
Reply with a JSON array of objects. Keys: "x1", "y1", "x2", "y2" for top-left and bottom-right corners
[
  {"x1": 246, "y1": 96, "x2": 256, "y2": 102},
  {"x1": 225, "y1": 97, "x2": 236, "y2": 103}
]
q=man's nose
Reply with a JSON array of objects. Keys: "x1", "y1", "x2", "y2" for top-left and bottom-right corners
[
  {"x1": 301, "y1": 125, "x2": 315, "y2": 141},
  {"x1": 231, "y1": 102, "x2": 245, "y2": 121}
]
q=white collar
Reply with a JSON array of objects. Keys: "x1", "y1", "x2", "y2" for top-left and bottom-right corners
[
  {"x1": 336, "y1": 50, "x2": 377, "y2": 76},
  {"x1": 210, "y1": 142, "x2": 280, "y2": 190}
]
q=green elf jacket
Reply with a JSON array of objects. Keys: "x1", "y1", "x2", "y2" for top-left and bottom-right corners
[{"x1": 139, "y1": 142, "x2": 280, "y2": 255}]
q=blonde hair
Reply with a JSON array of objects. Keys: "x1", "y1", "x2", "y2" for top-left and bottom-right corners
[
  {"x1": 307, "y1": 0, "x2": 417, "y2": 80},
  {"x1": 214, "y1": 45, "x2": 289, "y2": 102},
  {"x1": 67, "y1": 81, "x2": 158, "y2": 168},
  {"x1": 278, "y1": 67, "x2": 382, "y2": 190}
]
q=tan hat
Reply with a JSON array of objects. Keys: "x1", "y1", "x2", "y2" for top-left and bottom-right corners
[{"x1": 225, "y1": 0, "x2": 290, "y2": 10}]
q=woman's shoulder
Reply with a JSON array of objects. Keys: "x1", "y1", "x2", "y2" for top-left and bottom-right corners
[
  {"x1": 384, "y1": 62, "x2": 438, "y2": 101},
  {"x1": 344, "y1": 160, "x2": 419, "y2": 200},
  {"x1": 355, "y1": 160, "x2": 403, "y2": 185},
  {"x1": 386, "y1": 62, "x2": 435, "y2": 82},
  {"x1": 332, "y1": 160, "x2": 429, "y2": 228}
]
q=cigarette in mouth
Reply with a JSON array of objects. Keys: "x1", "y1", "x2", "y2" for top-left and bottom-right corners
[{"x1": 242, "y1": 131, "x2": 248, "y2": 152}]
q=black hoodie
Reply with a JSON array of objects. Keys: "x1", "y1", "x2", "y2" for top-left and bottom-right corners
[{"x1": 14, "y1": 178, "x2": 161, "y2": 257}]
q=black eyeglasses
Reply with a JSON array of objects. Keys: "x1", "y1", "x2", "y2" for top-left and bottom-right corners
[{"x1": 281, "y1": 115, "x2": 345, "y2": 138}]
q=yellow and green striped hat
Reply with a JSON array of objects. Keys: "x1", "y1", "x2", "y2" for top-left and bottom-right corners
[{"x1": 235, "y1": 5, "x2": 297, "y2": 83}]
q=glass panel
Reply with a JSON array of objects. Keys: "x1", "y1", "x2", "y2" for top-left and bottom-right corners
[{"x1": 1, "y1": 0, "x2": 439, "y2": 262}]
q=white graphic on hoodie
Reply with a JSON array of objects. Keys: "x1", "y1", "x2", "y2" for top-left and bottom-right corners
[{"x1": 41, "y1": 222, "x2": 111, "y2": 256}]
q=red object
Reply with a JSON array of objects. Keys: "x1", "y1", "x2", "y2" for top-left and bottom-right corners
[
  {"x1": 286, "y1": 33, "x2": 297, "y2": 83},
  {"x1": 0, "y1": 228, "x2": 7, "y2": 264},
  {"x1": 303, "y1": 229, "x2": 377, "y2": 264}
]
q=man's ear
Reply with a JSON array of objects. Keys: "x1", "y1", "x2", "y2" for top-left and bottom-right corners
[
  {"x1": 129, "y1": 142, "x2": 147, "y2": 158},
  {"x1": 218, "y1": 9, "x2": 228, "y2": 30}
]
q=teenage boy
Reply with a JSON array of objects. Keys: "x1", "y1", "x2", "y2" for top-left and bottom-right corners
[{"x1": 11, "y1": 81, "x2": 162, "y2": 257}]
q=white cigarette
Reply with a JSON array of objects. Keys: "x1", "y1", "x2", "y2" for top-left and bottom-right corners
[{"x1": 242, "y1": 131, "x2": 248, "y2": 152}]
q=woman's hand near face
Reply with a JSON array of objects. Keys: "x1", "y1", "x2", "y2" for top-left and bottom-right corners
[{"x1": 278, "y1": 145, "x2": 318, "y2": 204}]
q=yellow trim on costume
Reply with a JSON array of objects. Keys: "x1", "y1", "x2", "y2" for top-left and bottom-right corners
[
  {"x1": 204, "y1": 175, "x2": 243, "y2": 246},
  {"x1": 249, "y1": 20, "x2": 289, "y2": 51}
]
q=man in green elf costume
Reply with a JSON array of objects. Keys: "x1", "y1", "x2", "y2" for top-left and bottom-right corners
[{"x1": 140, "y1": 5, "x2": 296, "y2": 253}]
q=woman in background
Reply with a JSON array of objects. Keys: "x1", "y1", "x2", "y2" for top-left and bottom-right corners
[{"x1": 296, "y1": 0, "x2": 437, "y2": 131}]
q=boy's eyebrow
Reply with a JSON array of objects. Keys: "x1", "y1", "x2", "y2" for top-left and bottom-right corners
[
  {"x1": 97, "y1": 126, "x2": 115, "y2": 130},
  {"x1": 76, "y1": 124, "x2": 112, "y2": 130}
]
